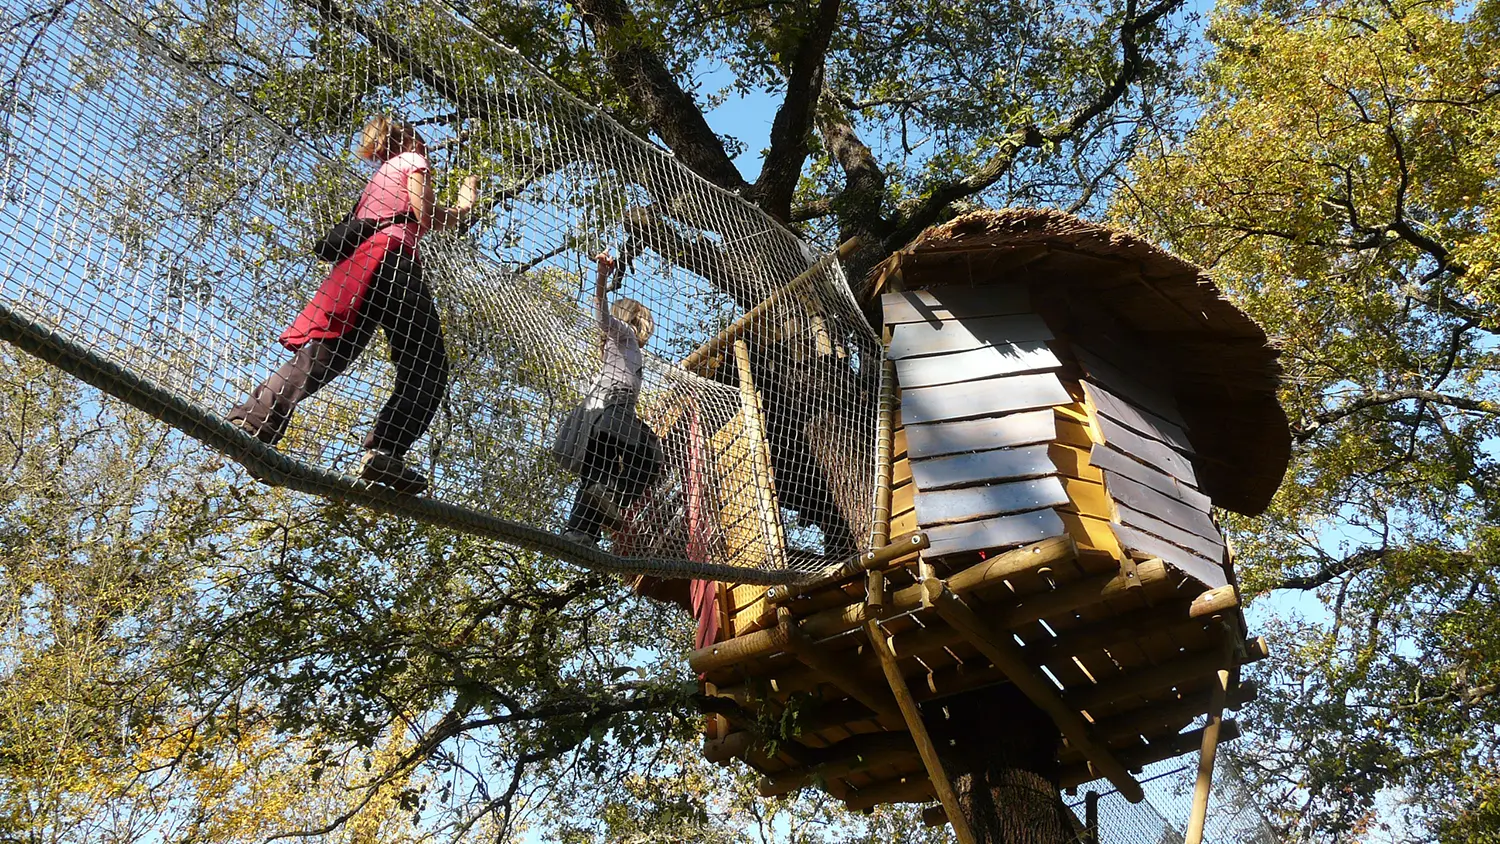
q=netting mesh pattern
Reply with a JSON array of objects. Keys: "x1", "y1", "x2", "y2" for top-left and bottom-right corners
[
  {"x1": 0, "y1": 0, "x2": 882, "y2": 580},
  {"x1": 1070, "y1": 757, "x2": 1280, "y2": 844}
]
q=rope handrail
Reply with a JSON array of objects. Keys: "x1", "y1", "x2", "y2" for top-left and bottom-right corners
[{"x1": 0, "y1": 0, "x2": 884, "y2": 581}]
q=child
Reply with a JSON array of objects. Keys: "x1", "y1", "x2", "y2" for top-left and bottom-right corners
[
  {"x1": 553, "y1": 252, "x2": 663, "y2": 545},
  {"x1": 229, "y1": 116, "x2": 478, "y2": 494}
]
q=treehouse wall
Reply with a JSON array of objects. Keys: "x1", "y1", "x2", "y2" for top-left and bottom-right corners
[{"x1": 882, "y1": 285, "x2": 1232, "y2": 589}]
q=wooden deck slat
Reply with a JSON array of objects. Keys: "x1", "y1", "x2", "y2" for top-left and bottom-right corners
[
  {"x1": 915, "y1": 476, "x2": 1070, "y2": 527},
  {"x1": 901, "y1": 371, "x2": 1073, "y2": 425},
  {"x1": 1116, "y1": 501, "x2": 1226, "y2": 562},
  {"x1": 922, "y1": 508, "x2": 1069, "y2": 559},
  {"x1": 888, "y1": 313, "x2": 1053, "y2": 360},
  {"x1": 1111, "y1": 524, "x2": 1228, "y2": 589},
  {"x1": 1074, "y1": 347, "x2": 1187, "y2": 428}
]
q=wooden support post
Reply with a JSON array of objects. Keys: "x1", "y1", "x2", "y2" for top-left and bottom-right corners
[
  {"x1": 778, "y1": 610, "x2": 903, "y2": 729},
  {"x1": 864, "y1": 618, "x2": 978, "y2": 844},
  {"x1": 866, "y1": 568, "x2": 886, "y2": 612},
  {"x1": 734, "y1": 339, "x2": 787, "y2": 571},
  {"x1": 1085, "y1": 790, "x2": 1100, "y2": 844},
  {"x1": 871, "y1": 356, "x2": 898, "y2": 548},
  {"x1": 1185, "y1": 659, "x2": 1233, "y2": 844},
  {"x1": 926, "y1": 579, "x2": 1146, "y2": 803}
]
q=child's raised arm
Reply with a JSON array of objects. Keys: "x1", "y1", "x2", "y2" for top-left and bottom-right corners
[{"x1": 594, "y1": 251, "x2": 617, "y2": 332}]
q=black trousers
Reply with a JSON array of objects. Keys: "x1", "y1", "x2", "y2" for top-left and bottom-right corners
[
  {"x1": 566, "y1": 423, "x2": 662, "y2": 538},
  {"x1": 230, "y1": 251, "x2": 448, "y2": 459}
]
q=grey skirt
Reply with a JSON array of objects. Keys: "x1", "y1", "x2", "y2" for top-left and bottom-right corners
[{"x1": 551, "y1": 402, "x2": 660, "y2": 475}]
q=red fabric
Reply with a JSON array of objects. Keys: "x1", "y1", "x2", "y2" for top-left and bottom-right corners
[
  {"x1": 685, "y1": 404, "x2": 719, "y2": 650},
  {"x1": 280, "y1": 233, "x2": 409, "y2": 349}
]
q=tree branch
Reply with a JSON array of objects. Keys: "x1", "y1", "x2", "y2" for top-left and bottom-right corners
[
  {"x1": 296, "y1": 0, "x2": 525, "y2": 122},
  {"x1": 1293, "y1": 389, "x2": 1500, "y2": 441},
  {"x1": 573, "y1": 0, "x2": 749, "y2": 194},
  {"x1": 749, "y1": 0, "x2": 843, "y2": 220},
  {"x1": 887, "y1": 0, "x2": 1186, "y2": 245},
  {"x1": 1269, "y1": 549, "x2": 1385, "y2": 591}
]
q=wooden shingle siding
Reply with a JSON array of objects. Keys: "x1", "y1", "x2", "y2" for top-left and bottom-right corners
[
  {"x1": 1094, "y1": 414, "x2": 1198, "y2": 487},
  {"x1": 904, "y1": 409, "x2": 1056, "y2": 459},
  {"x1": 1074, "y1": 346, "x2": 1187, "y2": 429},
  {"x1": 881, "y1": 285, "x2": 1030, "y2": 325},
  {"x1": 1102, "y1": 471, "x2": 1221, "y2": 544},
  {"x1": 922, "y1": 507, "x2": 1068, "y2": 559},
  {"x1": 1111, "y1": 523, "x2": 1227, "y2": 589},
  {"x1": 909, "y1": 443, "x2": 1056, "y2": 491},
  {"x1": 914, "y1": 475, "x2": 1070, "y2": 526},
  {"x1": 900, "y1": 371, "x2": 1072, "y2": 425},
  {"x1": 887, "y1": 313, "x2": 1053, "y2": 360},
  {"x1": 1114, "y1": 502, "x2": 1226, "y2": 561},
  {"x1": 894, "y1": 341, "x2": 1061, "y2": 389},
  {"x1": 1081, "y1": 380, "x2": 1193, "y2": 453},
  {"x1": 1088, "y1": 444, "x2": 1211, "y2": 511}
]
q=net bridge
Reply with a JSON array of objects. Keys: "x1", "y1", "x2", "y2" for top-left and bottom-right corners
[{"x1": 0, "y1": 0, "x2": 881, "y2": 584}]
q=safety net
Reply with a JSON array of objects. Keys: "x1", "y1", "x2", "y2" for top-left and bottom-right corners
[{"x1": 0, "y1": 0, "x2": 883, "y2": 582}]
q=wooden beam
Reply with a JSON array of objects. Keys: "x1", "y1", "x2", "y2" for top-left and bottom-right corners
[
  {"x1": 927, "y1": 580, "x2": 1146, "y2": 803},
  {"x1": 1186, "y1": 629, "x2": 1234, "y2": 844},
  {"x1": 1070, "y1": 638, "x2": 1266, "y2": 713},
  {"x1": 1190, "y1": 584, "x2": 1240, "y2": 618},
  {"x1": 689, "y1": 538, "x2": 1159, "y2": 675},
  {"x1": 1069, "y1": 682, "x2": 1257, "y2": 753},
  {"x1": 888, "y1": 584, "x2": 1237, "y2": 662},
  {"x1": 1060, "y1": 721, "x2": 1242, "y2": 789},
  {"x1": 844, "y1": 774, "x2": 936, "y2": 812},
  {"x1": 757, "y1": 733, "x2": 919, "y2": 797},
  {"x1": 763, "y1": 531, "x2": 929, "y2": 606},
  {"x1": 866, "y1": 618, "x2": 979, "y2": 844},
  {"x1": 734, "y1": 339, "x2": 787, "y2": 571},
  {"x1": 682, "y1": 238, "x2": 862, "y2": 373},
  {"x1": 779, "y1": 612, "x2": 903, "y2": 729}
]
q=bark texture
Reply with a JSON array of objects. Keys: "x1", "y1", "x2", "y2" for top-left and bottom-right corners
[{"x1": 925, "y1": 684, "x2": 1076, "y2": 844}]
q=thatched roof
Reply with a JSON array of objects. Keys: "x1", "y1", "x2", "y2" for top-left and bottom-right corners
[{"x1": 876, "y1": 208, "x2": 1290, "y2": 516}]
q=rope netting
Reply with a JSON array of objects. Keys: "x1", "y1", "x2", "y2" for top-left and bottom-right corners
[
  {"x1": 0, "y1": 0, "x2": 883, "y2": 582},
  {"x1": 1070, "y1": 756, "x2": 1280, "y2": 844}
]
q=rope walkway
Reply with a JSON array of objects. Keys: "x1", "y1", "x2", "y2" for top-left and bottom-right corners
[{"x1": 0, "y1": 0, "x2": 882, "y2": 582}]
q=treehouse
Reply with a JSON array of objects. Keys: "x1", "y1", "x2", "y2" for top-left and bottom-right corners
[{"x1": 680, "y1": 209, "x2": 1290, "y2": 841}]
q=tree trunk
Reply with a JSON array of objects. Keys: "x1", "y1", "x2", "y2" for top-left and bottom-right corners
[{"x1": 924, "y1": 684, "x2": 1077, "y2": 844}]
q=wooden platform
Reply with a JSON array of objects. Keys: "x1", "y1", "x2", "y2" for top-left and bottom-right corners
[{"x1": 689, "y1": 536, "x2": 1263, "y2": 815}]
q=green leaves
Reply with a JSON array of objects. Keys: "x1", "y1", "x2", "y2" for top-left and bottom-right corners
[{"x1": 1115, "y1": 0, "x2": 1500, "y2": 837}]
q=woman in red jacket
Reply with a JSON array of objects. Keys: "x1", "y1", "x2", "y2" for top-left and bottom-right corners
[{"x1": 230, "y1": 116, "x2": 478, "y2": 494}]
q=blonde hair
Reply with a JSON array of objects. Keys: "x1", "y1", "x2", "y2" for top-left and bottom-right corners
[
  {"x1": 611, "y1": 298, "x2": 654, "y2": 345},
  {"x1": 356, "y1": 115, "x2": 420, "y2": 162}
]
